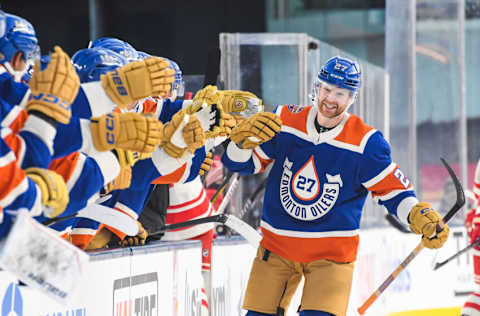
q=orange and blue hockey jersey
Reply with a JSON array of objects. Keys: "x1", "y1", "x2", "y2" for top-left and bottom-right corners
[
  {"x1": 222, "y1": 105, "x2": 418, "y2": 263},
  {"x1": 0, "y1": 136, "x2": 44, "y2": 238}
]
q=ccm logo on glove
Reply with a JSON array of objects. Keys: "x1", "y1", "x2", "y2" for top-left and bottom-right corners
[
  {"x1": 105, "y1": 113, "x2": 115, "y2": 145},
  {"x1": 420, "y1": 207, "x2": 433, "y2": 215},
  {"x1": 29, "y1": 93, "x2": 71, "y2": 111},
  {"x1": 109, "y1": 70, "x2": 128, "y2": 96}
]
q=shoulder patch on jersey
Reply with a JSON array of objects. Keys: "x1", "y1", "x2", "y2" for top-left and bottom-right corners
[
  {"x1": 333, "y1": 114, "x2": 374, "y2": 147},
  {"x1": 286, "y1": 104, "x2": 304, "y2": 114},
  {"x1": 280, "y1": 105, "x2": 312, "y2": 134}
]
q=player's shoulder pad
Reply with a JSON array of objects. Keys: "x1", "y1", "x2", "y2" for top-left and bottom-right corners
[
  {"x1": 275, "y1": 104, "x2": 312, "y2": 134},
  {"x1": 331, "y1": 114, "x2": 378, "y2": 153}
]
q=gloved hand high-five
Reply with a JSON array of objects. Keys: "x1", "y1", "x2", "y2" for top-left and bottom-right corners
[
  {"x1": 101, "y1": 57, "x2": 175, "y2": 108},
  {"x1": 90, "y1": 112, "x2": 163, "y2": 153},
  {"x1": 408, "y1": 202, "x2": 450, "y2": 249},
  {"x1": 230, "y1": 112, "x2": 282, "y2": 149},
  {"x1": 26, "y1": 46, "x2": 80, "y2": 124},
  {"x1": 162, "y1": 110, "x2": 205, "y2": 158},
  {"x1": 26, "y1": 167, "x2": 69, "y2": 218},
  {"x1": 217, "y1": 90, "x2": 263, "y2": 115},
  {"x1": 187, "y1": 85, "x2": 220, "y2": 113},
  {"x1": 188, "y1": 85, "x2": 263, "y2": 117}
]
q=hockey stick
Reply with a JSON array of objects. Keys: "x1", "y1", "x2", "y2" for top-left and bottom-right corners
[
  {"x1": 216, "y1": 173, "x2": 241, "y2": 214},
  {"x1": 42, "y1": 194, "x2": 112, "y2": 226},
  {"x1": 238, "y1": 177, "x2": 268, "y2": 220},
  {"x1": 357, "y1": 157, "x2": 465, "y2": 315},
  {"x1": 433, "y1": 238, "x2": 480, "y2": 271},
  {"x1": 210, "y1": 172, "x2": 235, "y2": 205},
  {"x1": 385, "y1": 213, "x2": 411, "y2": 234},
  {"x1": 148, "y1": 213, "x2": 261, "y2": 248},
  {"x1": 43, "y1": 203, "x2": 139, "y2": 236}
]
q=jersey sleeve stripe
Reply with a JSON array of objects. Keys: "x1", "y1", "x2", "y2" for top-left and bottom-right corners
[
  {"x1": 252, "y1": 149, "x2": 273, "y2": 174},
  {"x1": 151, "y1": 163, "x2": 187, "y2": 184},
  {"x1": 21, "y1": 115, "x2": 56, "y2": 154},
  {"x1": 91, "y1": 151, "x2": 121, "y2": 185},
  {"x1": 397, "y1": 196, "x2": 419, "y2": 225},
  {"x1": 114, "y1": 202, "x2": 138, "y2": 219},
  {"x1": 15, "y1": 134, "x2": 26, "y2": 166},
  {"x1": 0, "y1": 176, "x2": 29, "y2": 207},
  {"x1": 254, "y1": 145, "x2": 271, "y2": 161},
  {"x1": 152, "y1": 147, "x2": 188, "y2": 175},
  {"x1": 81, "y1": 81, "x2": 117, "y2": 117},
  {"x1": 66, "y1": 153, "x2": 86, "y2": 191},
  {"x1": 2, "y1": 106, "x2": 25, "y2": 132},
  {"x1": 362, "y1": 162, "x2": 397, "y2": 188},
  {"x1": 0, "y1": 151, "x2": 15, "y2": 167},
  {"x1": 226, "y1": 141, "x2": 252, "y2": 163},
  {"x1": 372, "y1": 187, "x2": 413, "y2": 202},
  {"x1": 29, "y1": 184, "x2": 43, "y2": 217},
  {"x1": 49, "y1": 152, "x2": 80, "y2": 187}
]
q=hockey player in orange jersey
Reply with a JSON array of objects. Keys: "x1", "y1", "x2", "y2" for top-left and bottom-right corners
[{"x1": 222, "y1": 56, "x2": 450, "y2": 316}]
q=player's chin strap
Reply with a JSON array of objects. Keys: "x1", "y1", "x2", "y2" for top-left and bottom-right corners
[{"x1": 148, "y1": 213, "x2": 261, "y2": 248}]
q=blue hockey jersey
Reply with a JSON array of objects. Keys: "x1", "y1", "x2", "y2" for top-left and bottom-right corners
[{"x1": 222, "y1": 105, "x2": 419, "y2": 263}]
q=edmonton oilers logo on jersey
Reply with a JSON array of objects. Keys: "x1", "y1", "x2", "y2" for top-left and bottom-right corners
[{"x1": 280, "y1": 156, "x2": 342, "y2": 221}]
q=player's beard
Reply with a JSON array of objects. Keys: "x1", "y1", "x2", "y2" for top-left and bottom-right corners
[{"x1": 316, "y1": 98, "x2": 348, "y2": 128}]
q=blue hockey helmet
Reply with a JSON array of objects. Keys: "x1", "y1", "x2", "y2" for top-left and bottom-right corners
[
  {"x1": 168, "y1": 59, "x2": 184, "y2": 98},
  {"x1": 21, "y1": 54, "x2": 50, "y2": 83},
  {"x1": 0, "y1": 12, "x2": 40, "y2": 66},
  {"x1": 136, "y1": 51, "x2": 150, "y2": 60},
  {"x1": 316, "y1": 56, "x2": 361, "y2": 92},
  {"x1": 72, "y1": 47, "x2": 128, "y2": 83},
  {"x1": 88, "y1": 37, "x2": 138, "y2": 62}
]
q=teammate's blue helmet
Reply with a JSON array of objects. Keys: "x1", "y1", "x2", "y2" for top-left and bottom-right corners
[
  {"x1": 72, "y1": 47, "x2": 128, "y2": 83},
  {"x1": 22, "y1": 54, "x2": 50, "y2": 83},
  {"x1": 136, "y1": 51, "x2": 150, "y2": 60},
  {"x1": 0, "y1": 12, "x2": 40, "y2": 66},
  {"x1": 88, "y1": 37, "x2": 138, "y2": 62},
  {"x1": 168, "y1": 59, "x2": 184, "y2": 98},
  {"x1": 317, "y1": 56, "x2": 361, "y2": 92}
]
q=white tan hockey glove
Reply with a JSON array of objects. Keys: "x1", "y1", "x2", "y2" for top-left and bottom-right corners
[
  {"x1": 26, "y1": 167, "x2": 69, "y2": 218},
  {"x1": 90, "y1": 112, "x2": 164, "y2": 153},
  {"x1": 101, "y1": 57, "x2": 175, "y2": 108},
  {"x1": 162, "y1": 110, "x2": 205, "y2": 158},
  {"x1": 217, "y1": 90, "x2": 263, "y2": 117},
  {"x1": 26, "y1": 46, "x2": 80, "y2": 124},
  {"x1": 408, "y1": 202, "x2": 450, "y2": 249},
  {"x1": 119, "y1": 221, "x2": 148, "y2": 247},
  {"x1": 230, "y1": 112, "x2": 282, "y2": 149}
]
